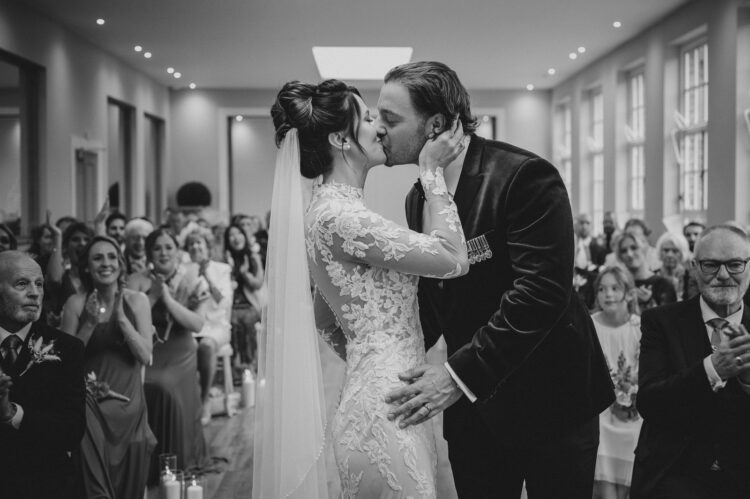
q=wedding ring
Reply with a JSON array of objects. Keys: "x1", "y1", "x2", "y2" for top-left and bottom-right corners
[
  {"x1": 422, "y1": 403, "x2": 432, "y2": 415},
  {"x1": 736, "y1": 356, "x2": 744, "y2": 366}
]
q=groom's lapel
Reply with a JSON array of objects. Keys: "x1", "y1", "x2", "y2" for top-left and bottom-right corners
[{"x1": 452, "y1": 135, "x2": 484, "y2": 230}]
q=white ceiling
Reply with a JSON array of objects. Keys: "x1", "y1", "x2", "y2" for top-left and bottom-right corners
[{"x1": 20, "y1": 0, "x2": 691, "y2": 90}]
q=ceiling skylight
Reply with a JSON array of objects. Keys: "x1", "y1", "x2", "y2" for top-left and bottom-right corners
[{"x1": 312, "y1": 46, "x2": 413, "y2": 80}]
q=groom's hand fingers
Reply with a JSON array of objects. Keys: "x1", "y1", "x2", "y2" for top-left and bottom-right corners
[
  {"x1": 385, "y1": 383, "x2": 420, "y2": 405},
  {"x1": 397, "y1": 366, "x2": 427, "y2": 382},
  {"x1": 388, "y1": 395, "x2": 427, "y2": 423}
]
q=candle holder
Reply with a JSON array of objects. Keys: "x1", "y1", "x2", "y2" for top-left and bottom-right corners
[
  {"x1": 160, "y1": 469, "x2": 183, "y2": 499},
  {"x1": 185, "y1": 473, "x2": 205, "y2": 499},
  {"x1": 159, "y1": 453, "x2": 177, "y2": 474}
]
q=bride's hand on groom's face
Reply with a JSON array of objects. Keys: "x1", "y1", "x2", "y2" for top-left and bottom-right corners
[
  {"x1": 384, "y1": 364, "x2": 463, "y2": 429},
  {"x1": 418, "y1": 117, "x2": 467, "y2": 171}
]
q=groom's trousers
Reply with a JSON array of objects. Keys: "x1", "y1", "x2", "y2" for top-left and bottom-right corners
[{"x1": 447, "y1": 416, "x2": 599, "y2": 499}]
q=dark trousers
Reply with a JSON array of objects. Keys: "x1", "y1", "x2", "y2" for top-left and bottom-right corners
[
  {"x1": 448, "y1": 416, "x2": 599, "y2": 499},
  {"x1": 651, "y1": 467, "x2": 750, "y2": 498}
]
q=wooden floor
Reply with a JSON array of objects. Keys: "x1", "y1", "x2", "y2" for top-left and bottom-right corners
[{"x1": 148, "y1": 338, "x2": 460, "y2": 498}]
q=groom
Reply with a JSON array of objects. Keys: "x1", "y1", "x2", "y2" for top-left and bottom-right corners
[{"x1": 380, "y1": 62, "x2": 614, "y2": 498}]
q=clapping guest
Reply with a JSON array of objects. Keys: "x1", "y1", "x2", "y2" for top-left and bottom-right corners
[
  {"x1": 624, "y1": 218, "x2": 661, "y2": 271},
  {"x1": 52, "y1": 222, "x2": 95, "y2": 320},
  {"x1": 185, "y1": 228, "x2": 233, "y2": 425},
  {"x1": 655, "y1": 231, "x2": 690, "y2": 301},
  {"x1": 224, "y1": 223, "x2": 265, "y2": 371},
  {"x1": 61, "y1": 236, "x2": 155, "y2": 498},
  {"x1": 127, "y1": 229, "x2": 206, "y2": 482},
  {"x1": 632, "y1": 225, "x2": 750, "y2": 498},
  {"x1": 28, "y1": 222, "x2": 64, "y2": 283},
  {"x1": 123, "y1": 218, "x2": 153, "y2": 275},
  {"x1": 615, "y1": 232, "x2": 677, "y2": 311},
  {"x1": 591, "y1": 267, "x2": 642, "y2": 499},
  {"x1": 0, "y1": 251, "x2": 85, "y2": 499},
  {"x1": 0, "y1": 223, "x2": 17, "y2": 252}
]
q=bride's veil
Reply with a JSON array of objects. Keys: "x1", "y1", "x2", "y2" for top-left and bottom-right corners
[{"x1": 252, "y1": 128, "x2": 328, "y2": 498}]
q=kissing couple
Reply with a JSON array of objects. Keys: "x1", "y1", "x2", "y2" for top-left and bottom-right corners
[{"x1": 253, "y1": 61, "x2": 613, "y2": 499}]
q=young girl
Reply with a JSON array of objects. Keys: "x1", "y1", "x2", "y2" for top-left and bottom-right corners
[{"x1": 592, "y1": 266, "x2": 643, "y2": 499}]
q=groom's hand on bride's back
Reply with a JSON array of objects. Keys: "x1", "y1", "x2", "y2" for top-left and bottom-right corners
[{"x1": 384, "y1": 364, "x2": 462, "y2": 428}]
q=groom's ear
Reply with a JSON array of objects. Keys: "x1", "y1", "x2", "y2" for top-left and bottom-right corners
[{"x1": 424, "y1": 114, "x2": 447, "y2": 138}]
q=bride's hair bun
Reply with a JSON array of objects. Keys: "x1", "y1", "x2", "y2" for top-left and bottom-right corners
[{"x1": 271, "y1": 79, "x2": 364, "y2": 179}]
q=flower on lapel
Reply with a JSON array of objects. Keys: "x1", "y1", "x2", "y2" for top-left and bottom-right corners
[{"x1": 18, "y1": 335, "x2": 61, "y2": 377}]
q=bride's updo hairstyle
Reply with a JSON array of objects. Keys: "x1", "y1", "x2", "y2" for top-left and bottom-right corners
[{"x1": 271, "y1": 79, "x2": 365, "y2": 179}]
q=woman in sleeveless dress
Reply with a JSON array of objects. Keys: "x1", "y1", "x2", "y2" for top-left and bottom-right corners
[
  {"x1": 61, "y1": 235, "x2": 155, "y2": 498},
  {"x1": 127, "y1": 228, "x2": 207, "y2": 483},
  {"x1": 254, "y1": 80, "x2": 468, "y2": 499}
]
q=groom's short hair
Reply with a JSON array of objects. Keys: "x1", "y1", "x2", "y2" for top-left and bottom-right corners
[{"x1": 384, "y1": 61, "x2": 478, "y2": 134}]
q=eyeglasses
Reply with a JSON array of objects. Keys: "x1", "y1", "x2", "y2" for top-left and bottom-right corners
[{"x1": 695, "y1": 258, "x2": 750, "y2": 275}]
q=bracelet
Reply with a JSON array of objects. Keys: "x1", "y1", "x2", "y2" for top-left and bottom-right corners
[{"x1": 0, "y1": 403, "x2": 17, "y2": 423}]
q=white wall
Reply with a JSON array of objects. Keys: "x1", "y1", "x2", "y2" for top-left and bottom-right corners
[
  {"x1": 0, "y1": 1, "x2": 170, "y2": 223},
  {"x1": 170, "y1": 87, "x2": 552, "y2": 226}
]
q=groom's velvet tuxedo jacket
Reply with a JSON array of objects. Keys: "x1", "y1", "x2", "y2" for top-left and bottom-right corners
[
  {"x1": 406, "y1": 135, "x2": 613, "y2": 446},
  {"x1": 0, "y1": 321, "x2": 85, "y2": 499}
]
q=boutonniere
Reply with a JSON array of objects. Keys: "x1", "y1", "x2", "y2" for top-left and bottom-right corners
[{"x1": 18, "y1": 336, "x2": 61, "y2": 376}]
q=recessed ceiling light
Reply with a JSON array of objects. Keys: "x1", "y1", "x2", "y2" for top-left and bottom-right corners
[
  {"x1": 482, "y1": 115, "x2": 490, "y2": 122},
  {"x1": 96, "y1": 18, "x2": 105, "y2": 26},
  {"x1": 167, "y1": 67, "x2": 175, "y2": 74},
  {"x1": 526, "y1": 84, "x2": 535, "y2": 91},
  {"x1": 134, "y1": 45, "x2": 142, "y2": 52},
  {"x1": 144, "y1": 52, "x2": 152, "y2": 59},
  {"x1": 613, "y1": 21, "x2": 622, "y2": 28},
  {"x1": 569, "y1": 52, "x2": 578, "y2": 60},
  {"x1": 577, "y1": 46, "x2": 586, "y2": 54},
  {"x1": 312, "y1": 46, "x2": 413, "y2": 79},
  {"x1": 235, "y1": 115, "x2": 244, "y2": 122},
  {"x1": 189, "y1": 83, "x2": 196, "y2": 90},
  {"x1": 174, "y1": 72, "x2": 182, "y2": 79},
  {"x1": 547, "y1": 68, "x2": 556, "y2": 76}
]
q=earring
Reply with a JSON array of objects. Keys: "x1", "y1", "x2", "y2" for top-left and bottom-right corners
[{"x1": 342, "y1": 140, "x2": 351, "y2": 151}]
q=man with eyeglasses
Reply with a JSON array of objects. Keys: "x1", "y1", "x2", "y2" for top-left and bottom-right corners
[{"x1": 631, "y1": 224, "x2": 750, "y2": 498}]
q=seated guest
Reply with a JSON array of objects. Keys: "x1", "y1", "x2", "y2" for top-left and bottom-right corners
[
  {"x1": 655, "y1": 231, "x2": 690, "y2": 301},
  {"x1": 632, "y1": 225, "x2": 750, "y2": 498},
  {"x1": 591, "y1": 266, "x2": 642, "y2": 499},
  {"x1": 61, "y1": 236, "x2": 155, "y2": 498},
  {"x1": 123, "y1": 218, "x2": 154, "y2": 275},
  {"x1": 615, "y1": 232, "x2": 676, "y2": 311},
  {"x1": 683, "y1": 220, "x2": 706, "y2": 255},
  {"x1": 127, "y1": 229, "x2": 206, "y2": 483},
  {"x1": 0, "y1": 251, "x2": 85, "y2": 499},
  {"x1": 184, "y1": 228, "x2": 233, "y2": 425},
  {"x1": 224, "y1": 223, "x2": 265, "y2": 372},
  {"x1": 105, "y1": 212, "x2": 128, "y2": 248},
  {"x1": 0, "y1": 223, "x2": 17, "y2": 252}
]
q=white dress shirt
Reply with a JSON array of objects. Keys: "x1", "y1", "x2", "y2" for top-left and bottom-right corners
[{"x1": 0, "y1": 322, "x2": 32, "y2": 429}]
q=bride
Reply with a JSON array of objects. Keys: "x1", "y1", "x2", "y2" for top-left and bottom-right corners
[{"x1": 253, "y1": 79, "x2": 468, "y2": 499}]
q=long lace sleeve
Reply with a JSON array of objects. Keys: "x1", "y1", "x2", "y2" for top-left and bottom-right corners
[
  {"x1": 313, "y1": 287, "x2": 347, "y2": 361},
  {"x1": 310, "y1": 169, "x2": 468, "y2": 279}
]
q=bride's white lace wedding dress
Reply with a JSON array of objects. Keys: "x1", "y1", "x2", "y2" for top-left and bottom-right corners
[{"x1": 305, "y1": 168, "x2": 466, "y2": 499}]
